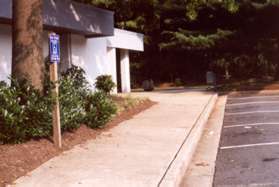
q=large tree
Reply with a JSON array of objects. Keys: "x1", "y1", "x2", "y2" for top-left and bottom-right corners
[{"x1": 12, "y1": 0, "x2": 45, "y2": 90}]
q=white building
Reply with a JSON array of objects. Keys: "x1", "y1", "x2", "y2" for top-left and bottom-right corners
[
  {"x1": 71, "y1": 29, "x2": 144, "y2": 93},
  {"x1": 0, "y1": 0, "x2": 144, "y2": 93}
]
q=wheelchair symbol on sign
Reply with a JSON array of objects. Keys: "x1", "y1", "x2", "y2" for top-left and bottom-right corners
[
  {"x1": 49, "y1": 33, "x2": 60, "y2": 63},
  {"x1": 53, "y1": 44, "x2": 58, "y2": 55}
]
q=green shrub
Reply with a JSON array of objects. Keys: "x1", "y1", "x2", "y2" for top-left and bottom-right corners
[
  {"x1": 0, "y1": 66, "x2": 118, "y2": 144},
  {"x1": 95, "y1": 75, "x2": 116, "y2": 94},
  {"x1": 59, "y1": 66, "x2": 89, "y2": 131},
  {"x1": 84, "y1": 91, "x2": 117, "y2": 128},
  {"x1": 0, "y1": 79, "x2": 52, "y2": 144}
]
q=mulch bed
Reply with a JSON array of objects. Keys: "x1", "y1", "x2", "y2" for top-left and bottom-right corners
[{"x1": 0, "y1": 99, "x2": 156, "y2": 187}]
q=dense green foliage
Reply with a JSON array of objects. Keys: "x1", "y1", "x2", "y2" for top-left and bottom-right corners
[
  {"x1": 84, "y1": 91, "x2": 117, "y2": 128},
  {"x1": 76, "y1": 0, "x2": 279, "y2": 85},
  {"x1": 0, "y1": 80, "x2": 52, "y2": 143},
  {"x1": 95, "y1": 75, "x2": 116, "y2": 94},
  {"x1": 59, "y1": 66, "x2": 89, "y2": 131},
  {"x1": 0, "y1": 67, "x2": 117, "y2": 144}
]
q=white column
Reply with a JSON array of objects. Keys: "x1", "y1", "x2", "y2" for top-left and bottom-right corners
[
  {"x1": 120, "y1": 49, "x2": 131, "y2": 93},
  {"x1": 107, "y1": 47, "x2": 117, "y2": 94}
]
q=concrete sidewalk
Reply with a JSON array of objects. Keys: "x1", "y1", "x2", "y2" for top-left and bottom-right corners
[{"x1": 11, "y1": 89, "x2": 216, "y2": 187}]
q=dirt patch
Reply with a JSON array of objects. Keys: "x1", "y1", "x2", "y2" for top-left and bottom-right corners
[{"x1": 0, "y1": 99, "x2": 156, "y2": 187}]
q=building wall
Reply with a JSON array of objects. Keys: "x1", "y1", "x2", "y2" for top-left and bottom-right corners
[
  {"x1": 0, "y1": 24, "x2": 12, "y2": 83},
  {"x1": 43, "y1": 32, "x2": 51, "y2": 59},
  {"x1": 0, "y1": 24, "x2": 118, "y2": 91},
  {"x1": 0, "y1": 24, "x2": 50, "y2": 83},
  {"x1": 71, "y1": 34, "x2": 117, "y2": 90},
  {"x1": 107, "y1": 47, "x2": 117, "y2": 93}
]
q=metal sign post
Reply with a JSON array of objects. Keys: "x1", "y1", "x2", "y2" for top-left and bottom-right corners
[{"x1": 49, "y1": 33, "x2": 62, "y2": 148}]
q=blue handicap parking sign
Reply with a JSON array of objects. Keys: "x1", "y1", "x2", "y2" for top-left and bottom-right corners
[{"x1": 49, "y1": 34, "x2": 60, "y2": 63}]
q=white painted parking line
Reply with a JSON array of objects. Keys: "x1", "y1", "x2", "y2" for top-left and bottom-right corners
[
  {"x1": 226, "y1": 101, "x2": 279, "y2": 107},
  {"x1": 220, "y1": 142, "x2": 279, "y2": 150},
  {"x1": 241, "y1": 182, "x2": 279, "y2": 186},
  {"x1": 228, "y1": 95, "x2": 279, "y2": 100},
  {"x1": 224, "y1": 122, "x2": 279, "y2": 128},
  {"x1": 225, "y1": 110, "x2": 279, "y2": 116}
]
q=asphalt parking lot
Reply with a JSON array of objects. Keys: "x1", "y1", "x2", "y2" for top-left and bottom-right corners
[{"x1": 214, "y1": 94, "x2": 279, "y2": 187}]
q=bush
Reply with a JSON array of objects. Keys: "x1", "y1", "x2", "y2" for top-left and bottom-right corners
[
  {"x1": 0, "y1": 79, "x2": 52, "y2": 144},
  {"x1": 0, "y1": 66, "x2": 118, "y2": 144},
  {"x1": 84, "y1": 91, "x2": 117, "y2": 128},
  {"x1": 95, "y1": 75, "x2": 116, "y2": 94},
  {"x1": 59, "y1": 66, "x2": 89, "y2": 131}
]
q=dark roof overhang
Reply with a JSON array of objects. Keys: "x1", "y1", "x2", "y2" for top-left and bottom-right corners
[
  {"x1": 0, "y1": 0, "x2": 11, "y2": 24},
  {"x1": 0, "y1": 0, "x2": 114, "y2": 37}
]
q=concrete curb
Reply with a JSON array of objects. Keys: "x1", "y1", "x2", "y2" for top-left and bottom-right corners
[
  {"x1": 181, "y1": 96, "x2": 227, "y2": 187},
  {"x1": 158, "y1": 93, "x2": 218, "y2": 187}
]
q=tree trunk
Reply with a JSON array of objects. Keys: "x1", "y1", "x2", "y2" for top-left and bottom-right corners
[{"x1": 12, "y1": 0, "x2": 44, "y2": 91}]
